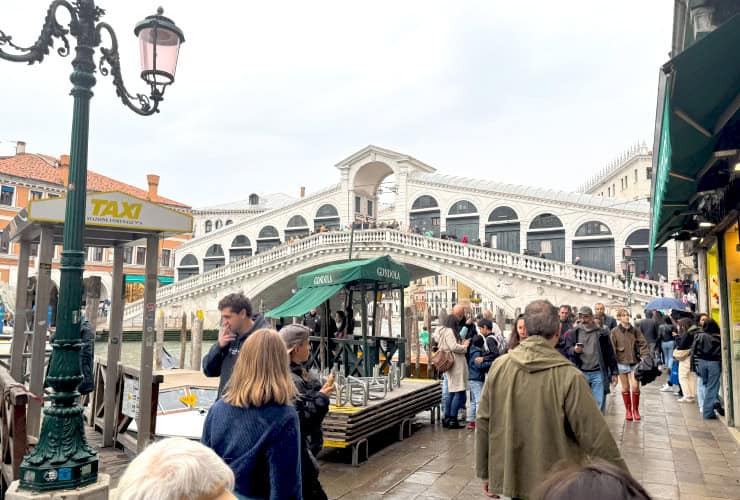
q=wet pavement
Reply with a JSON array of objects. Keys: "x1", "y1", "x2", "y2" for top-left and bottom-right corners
[{"x1": 319, "y1": 376, "x2": 740, "y2": 499}]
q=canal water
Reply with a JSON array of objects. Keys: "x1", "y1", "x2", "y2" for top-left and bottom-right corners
[{"x1": 93, "y1": 340, "x2": 218, "y2": 370}]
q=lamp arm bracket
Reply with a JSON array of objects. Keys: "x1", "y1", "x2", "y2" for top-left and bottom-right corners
[
  {"x1": 0, "y1": 0, "x2": 77, "y2": 64},
  {"x1": 95, "y1": 21, "x2": 160, "y2": 116}
]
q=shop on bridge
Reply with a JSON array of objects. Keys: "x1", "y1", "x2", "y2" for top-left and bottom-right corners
[
  {"x1": 484, "y1": 206, "x2": 520, "y2": 253},
  {"x1": 526, "y1": 213, "x2": 565, "y2": 261},
  {"x1": 409, "y1": 195, "x2": 440, "y2": 236},
  {"x1": 572, "y1": 221, "x2": 615, "y2": 272},
  {"x1": 285, "y1": 215, "x2": 310, "y2": 240},
  {"x1": 256, "y1": 225, "x2": 281, "y2": 252},
  {"x1": 203, "y1": 244, "x2": 226, "y2": 271},
  {"x1": 314, "y1": 204, "x2": 341, "y2": 230},
  {"x1": 649, "y1": 12, "x2": 740, "y2": 430},
  {"x1": 445, "y1": 200, "x2": 479, "y2": 241}
]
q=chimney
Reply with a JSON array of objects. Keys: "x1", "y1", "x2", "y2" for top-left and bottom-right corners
[
  {"x1": 147, "y1": 174, "x2": 160, "y2": 201},
  {"x1": 59, "y1": 154, "x2": 70, "y2": 188},
  {"x1": 15, "y1": 141, "x2": 26, "y2": 155},
  {"x1": 300, "y1": 186, "x2": 306, "y2": 198}
]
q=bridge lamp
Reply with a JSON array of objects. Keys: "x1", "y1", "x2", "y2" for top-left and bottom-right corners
[
  {"x1": 623, "y1": 245, "x2": 633, "y2": 259},
  {"x1": 135, "y1": 8, "x2": 185, "y2": 98}
]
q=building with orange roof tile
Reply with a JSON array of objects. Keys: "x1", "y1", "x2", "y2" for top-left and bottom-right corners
[{"x1": 0, "y1": 141, "x2": 192, "y2": 323}]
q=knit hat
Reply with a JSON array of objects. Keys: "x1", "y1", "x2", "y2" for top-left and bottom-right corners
[{"x1": 279, "y1": 324, "x2": 311, "y2": 352}]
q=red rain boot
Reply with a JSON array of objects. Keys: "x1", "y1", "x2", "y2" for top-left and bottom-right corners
[
  {"x1": 632, "y1": 392, "x2": 641, "y2": 421},
  {"x1": 622, "y1": 392, "x2": 633, "y2": 421}
]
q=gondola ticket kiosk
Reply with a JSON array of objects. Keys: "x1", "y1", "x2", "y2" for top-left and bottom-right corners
[{"x1": 2, "y1": 191, "x2": 192, "y2": 451}]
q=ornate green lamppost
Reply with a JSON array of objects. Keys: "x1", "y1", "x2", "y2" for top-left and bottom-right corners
[
  {"x1": 0, "y1": 1, "x2": 184, "y2": 491},
  {"x1": 621, "y1": 245, "x2": 636, "y2": 316}
]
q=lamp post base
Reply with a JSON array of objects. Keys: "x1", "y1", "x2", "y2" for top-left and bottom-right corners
[{"x1": 7, "y1": 473, "x2": 109, "y2": 500}]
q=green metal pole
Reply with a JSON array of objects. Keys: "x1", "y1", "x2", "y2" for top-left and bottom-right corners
[{"x1": 19, "y1": 1, "x2": 99, "y2": 489}]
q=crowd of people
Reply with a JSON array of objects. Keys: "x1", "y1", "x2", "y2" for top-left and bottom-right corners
[
  {"x1": 428, "y1": 299, "x2": 723, "y2": 499},
  {"x1": 110, "y1": 290, "x2": 723, "y2": 500}
]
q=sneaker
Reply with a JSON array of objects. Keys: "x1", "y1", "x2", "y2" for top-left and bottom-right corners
[
  {"x1": 467, "y1": 422, "x2": 476, "y2": 429},
  {"x1": 659, "y1": 384, "x2": 673, "y2": 392}
]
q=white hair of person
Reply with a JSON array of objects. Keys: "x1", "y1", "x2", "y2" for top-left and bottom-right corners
[{"x1": 115, "y1": 437, "x2": 235, "y2": 500}]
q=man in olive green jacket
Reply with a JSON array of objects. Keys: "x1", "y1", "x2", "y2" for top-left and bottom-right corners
[{"x1": 476, "y1": 300, "x2": 628, "y2": 499}]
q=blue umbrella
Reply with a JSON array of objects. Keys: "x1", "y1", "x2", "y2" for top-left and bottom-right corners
[{"x1": 644, "y1": 297, "x2": 690, "y2": 311}]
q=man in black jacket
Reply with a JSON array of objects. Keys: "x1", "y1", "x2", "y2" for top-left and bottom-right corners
[
  {"x1": 202, "y1": 292, "x2": 267, "y2": 398},
  {"x1": 638, "y1": 310, "x2": 660, "y2": 355},
  {"x1": 565, "y1": 306, "x2": 618, "y2": 414},
  {"x1": 303, "y1": 309, "x2": 321, "y2": 334},
  {"x1": 594, "y1": 302, "x2": 617, "y2": 331},
  {"x1": 556, "y1": 305, "x2": 573, "y2": 358}
]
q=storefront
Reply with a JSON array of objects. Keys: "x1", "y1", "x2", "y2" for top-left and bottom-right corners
[{"x1": 649, "y1": 10, "x2": 740, "y2": 428}]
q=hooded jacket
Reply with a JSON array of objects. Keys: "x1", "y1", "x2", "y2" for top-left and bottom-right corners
[
  {"x1": 475, "y1": 336, "x2": 628, "y2": 499},
  {"x1": 203, "y1": 314, "x2": 268, "y2": 398}
]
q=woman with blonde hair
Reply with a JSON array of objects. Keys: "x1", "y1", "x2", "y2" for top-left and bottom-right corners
[
  {"x1": 202, "y1": 329, "x2": 301, "y2": 500},
  {"x1": 609, "y1": 309, "x2": 649, "y2": 421}
]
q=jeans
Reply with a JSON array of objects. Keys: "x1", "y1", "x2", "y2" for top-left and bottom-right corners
[
  {"x1": 697, "y1": 376, "x2": 706, "y2": 410},
  {"x1": 468, "y1": 380, "x2": 484, "y2": 422},
  {"x1": 661, "y1": 340, "x2": 675, "y2": 372},
  {"x1": 442, "y1": 375, "x2": 449, "y2": 417},
  {"x1": 445, "y1": 391, "x2": 467, "y2": 421},
  {"x1": 583, "y1": 370, "x2": 606, "y2": 414},
  {"x1": 697, "y1": 359, "x2": 721, "y2": 419}
]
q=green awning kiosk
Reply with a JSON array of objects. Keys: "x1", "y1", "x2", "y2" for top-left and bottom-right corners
[{"x1": 267, "y1": 255, "x2": 410, "y2": 376}]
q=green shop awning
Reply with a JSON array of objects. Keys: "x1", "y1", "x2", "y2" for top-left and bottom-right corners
[
  {"x1": 124, "y1": 275, "x2": 174, "y2": 285},
  {"x1": 650, "y1": 13, "x2": 740, "y2": 259},
  {"x1": 296, "y1": 255, "x2": 410, "y2": 289},
  {"x1": 266, "y1": 284, "x2": 343, "y2": 318}
]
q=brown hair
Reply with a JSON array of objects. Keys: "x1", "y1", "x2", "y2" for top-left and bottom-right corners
[
  {"x1": 508, "y1": 314, "x2": 525, "y2": 350},
  {"x1": 531, "y1": 460, "x2": 651, "y2": 500},
  {"x1": 222, "y1": 329, "x2": 295, "y2": 408},
  {"x1": 218, "y1": 292, "x2": 253, "y2": 316},
  {"x1": 677, "y1": 318, "x2": 694, "y2": 333}
]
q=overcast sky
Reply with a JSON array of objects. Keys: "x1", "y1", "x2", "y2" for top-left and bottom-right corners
[{"x1": 0, "y1": 1, "x2": 673, "y2": 208}]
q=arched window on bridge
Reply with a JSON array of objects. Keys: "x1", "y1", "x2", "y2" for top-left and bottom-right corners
[
  {"x1": 285, "y1": 215, "x2": 310, "y2": 240},
  {"x1": 177, "y1": 254, "x2": 199, "y2": 280},
  {"x1": 409, "y1": 195, "x2": 440, "y2": 237},
  {"x1": 625, "y1": 229, "x2": 667, "y2": 278},
  {"x1": 485, "y1": 206, "x2": 519, "y2": 252},
  {"x1": 446, "y1": 200, "x2": 479, "y2": 242},
  {"x1": 573, "y1": 221, "x2": 614, "y2": 271},
  {"x1": 257, "y1": 225, "x2": 281, "y2": 253},
  {"x1": 230, "y1": 235, "x2": 252, "y2": 263},
  {"x1": 204, "y1": 220, "x2": 212, "y2": 233},
  {"x1": 225, "y1": 219, "x2": 233, "y2": 226},
  {"x1": 314, "y1": 204, "x2": 340, "y2": 230},
  {"x1": 215, "y1": 219, "x2": 223, "y2": 230},
  {"x1": 203, "y1": 244, "x2": 226, "y2": 272},
  {"x1": 527, "y1": 214, "x2": 565, "y2": 262}
]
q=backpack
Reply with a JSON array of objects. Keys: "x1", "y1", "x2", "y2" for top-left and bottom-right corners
[{"x1": 484, "y1": 333, "x2": 507, "y2": 356}]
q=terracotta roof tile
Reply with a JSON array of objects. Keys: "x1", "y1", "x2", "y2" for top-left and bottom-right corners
[{"x1": 0, "y1": 154, "x2": 189, "y2": 208}]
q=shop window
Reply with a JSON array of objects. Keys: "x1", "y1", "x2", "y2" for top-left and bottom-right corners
[
  {"x1": 0, "y1": 186, "x2": 14, "y2": 206},
  {"x1": 30, "y1": 190, "x2": 43, "y2": 201}
]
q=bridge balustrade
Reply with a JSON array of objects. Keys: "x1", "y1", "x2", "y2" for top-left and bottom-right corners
[{"x1": 125, "y1": 230, "x2": 663, "y2": 321}]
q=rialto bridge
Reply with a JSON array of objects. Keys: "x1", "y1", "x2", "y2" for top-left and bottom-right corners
[{"x1": 122, "y1": 146, "x2": 676, "y2": 327}]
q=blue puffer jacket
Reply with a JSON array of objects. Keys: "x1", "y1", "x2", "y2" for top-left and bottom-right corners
[{"x1": 468, "y1": 345, "x2": 492, "y2": 382}]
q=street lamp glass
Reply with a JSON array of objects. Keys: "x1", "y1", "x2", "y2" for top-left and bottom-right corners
[
  {"x1": 135, "y1": 9, "x2": 185, "y2": 91},
  {"x1": 621, "y1": 259, "x2": 628, "y2": 272},
  {"x1": 629, "y1": 261, "x2": 636, "y2": 274},
  {"x1": 623, "y1": 245, "x2": 633, "y2": 258}
]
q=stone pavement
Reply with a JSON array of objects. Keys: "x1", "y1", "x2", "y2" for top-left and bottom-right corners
[{"x1": 319, "y1": 376, "x2": 740, "y2": 499}]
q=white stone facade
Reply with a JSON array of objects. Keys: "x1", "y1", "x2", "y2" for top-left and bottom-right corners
[
  {"x1": 578, "y1": 143, "x2": 653, "y2": 201},
  {"x1": 175, "y1": 145, "x2": 677, "y2": 282}
]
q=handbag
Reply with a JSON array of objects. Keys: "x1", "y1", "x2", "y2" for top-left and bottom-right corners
[
  {"x1": 673, "y1": 348, "x2": 691, "y2": 361},
  {"x1": 432, "y1": 349, "x2": 455, "y2": 373}
]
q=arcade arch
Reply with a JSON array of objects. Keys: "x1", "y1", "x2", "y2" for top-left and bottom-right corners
[
  {"x1": 257, "y1": 225, "x2": 281, "y2": 253},
  {"x1": 527, "y1": 213, "x2": 565, "y2": 261},
  {"x1": 203, "y1": 244, "x2": 225, "y2": 272},
  {"x1": 485, "y1": 206, "x2": 520, "y2": 253},
  {"x1": 625, "y1": 229, "x2": 668, "y2": 278},
  {"x1": 178, "y1": 254, "x2": 199, "y2": 280},
  {"x1": 285, "y1": 215, "x2": 310, "y2": 240},
  {"x1": 573, "y1": 221, "x2": 614, "y2": 271},
  {"x1": 446, "y1": 200, "x2": 479, "y2": 241},
  {"x1": 230, "y1": 235, "x2": 252, "y2": 263},
  {"x1": 409, "y1": 195, "x2": 440, "y2": 236},
  {"x1": 314, "y1": 204, "x2": 340, "y2": 230}
]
